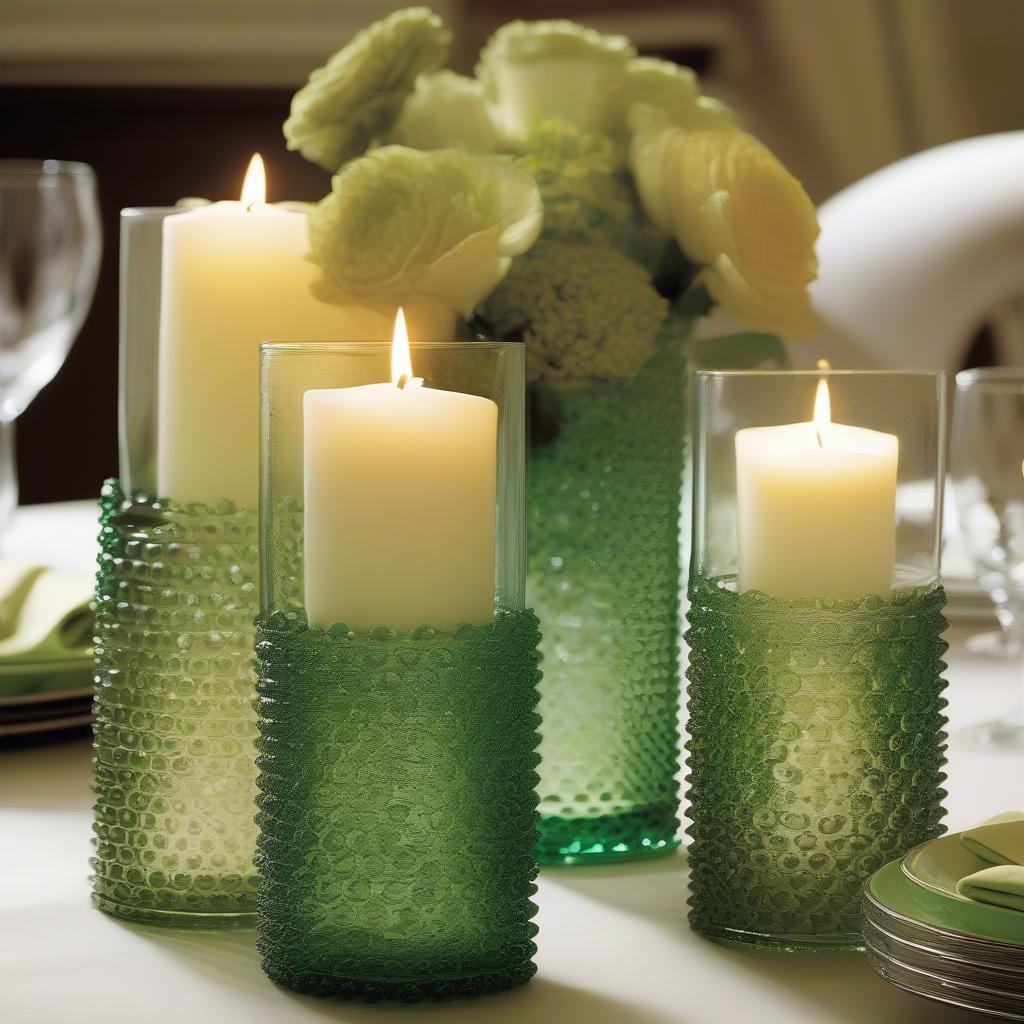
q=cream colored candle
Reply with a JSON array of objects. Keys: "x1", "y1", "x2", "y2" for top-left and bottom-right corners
[
  {"x1": 736, "y1": 378, "x2": 898, "y2": 598},
  {"x1": 157, "y1": 155, "x2": 452, "y2": 508},
  {"x1": 303, "y1": 312, "x2": 497, "y2": 631}
]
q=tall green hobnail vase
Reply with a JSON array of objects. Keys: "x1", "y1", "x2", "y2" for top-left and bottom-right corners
[{"x1": 530, "y1": 320, "x2": 687, "y2": 864}]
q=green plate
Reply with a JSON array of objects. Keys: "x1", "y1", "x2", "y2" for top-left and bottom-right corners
[
  {"x1": 902, "y1": 833, "x2": 990, "y2": 903},
  {"x1": 0, "y1": 659, "x2": 94, "y2": 698},
  {"x1": 868, "y1": 860, "x2": 1024, "y2": 947}
]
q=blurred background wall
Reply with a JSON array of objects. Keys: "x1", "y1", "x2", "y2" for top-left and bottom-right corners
[{"x1": 1, "y1": 0, "x2": 1022, "y2": 501}]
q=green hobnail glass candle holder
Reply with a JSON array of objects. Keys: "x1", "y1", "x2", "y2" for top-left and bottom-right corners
[
  {"x1": 90, "y1": 480, "x2": 260, "y2": 927},
  {"x1": 255, "y1": 609, "x2": 541, "y2": 1000},
  {"x1": 686, "y1": 575, "x2": 948, "y2": 950},
  {"x1": 257, "y1": 340, "x2": 538, "y2": 1000},
  {"x1": 529, "y1": 319, "x2": 686, "y2": 864},
  {"x1": 686, "y1": 368, "x2": 948, "y2": 951}
]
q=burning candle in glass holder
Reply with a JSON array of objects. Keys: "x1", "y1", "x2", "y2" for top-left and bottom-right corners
[{"x1": 302, "y1": 309, "x2": 497, "y2": 631}]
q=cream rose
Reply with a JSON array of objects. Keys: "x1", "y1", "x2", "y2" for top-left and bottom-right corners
[{"x1": 630, "y1": 111, "x2": 821, "y2": 339}]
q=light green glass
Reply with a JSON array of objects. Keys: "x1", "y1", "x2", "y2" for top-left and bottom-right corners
[
  {"x1": 90, "y1": 481, "x2": 260, "y2": 927},
  {"x1": 686, "y1": 575, "x2": 948, "y2": 949},
  {"x1": 529, "y1": 316, "x2": 687, "y2": 864},
  {"x1": 686, "y1": 369, "x2": 948, "y2": 951}
]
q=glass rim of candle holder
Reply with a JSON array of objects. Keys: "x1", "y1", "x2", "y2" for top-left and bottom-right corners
[
  {"x1": 686, "y1": 366, "x2": 948, "y2": 952},
  {"x1": 955, "y1": 366, "x2": 1024, "y2": 391},
  {"x1": 256, "y1": 335, "x2": 539, "y2": 1000},
  {"x1": 691, "y1": 367, "x2": 946, "y2": 596}
]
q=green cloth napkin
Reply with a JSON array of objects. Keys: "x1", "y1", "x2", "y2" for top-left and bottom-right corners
[
  {"x1": 0, "y1": 562, "x2": 93, "y2": 698},
  {"x1": 957, "y1": 865, "x2": 1024, "y2": 912},
  {"x1": 956, "y1": 813, "x2": 1024, "y2": 913},
  {"x1": 961, "y1": 812, "x2": 1024, "y2": 866}
]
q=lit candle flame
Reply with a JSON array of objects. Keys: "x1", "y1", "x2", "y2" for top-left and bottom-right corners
[
  {"x1": 813, "y1": 360, "x2": 831, "y2": 448},
  {"x1": 390, "y1": 308, "x2": 421, "y2": 389},
  {"x1": 240, "y1": 154, "x2": 266, "y2": 208}
]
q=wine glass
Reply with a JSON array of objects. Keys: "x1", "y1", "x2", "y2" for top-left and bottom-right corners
[
  {"x1": 0, "y1": 160, "x2": 101, "y2": 532},
  {"x1": 950, "y1": 367, "x2": 1024, "y2": 749}
]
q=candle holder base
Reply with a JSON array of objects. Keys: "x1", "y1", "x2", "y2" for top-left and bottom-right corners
[
  {"x1": 90, "y1": 895, "x2": 257, "y2": 930},
  {"x1": 693, "y1": 922, "x2": 865, "y2": 954},
  {"x1": 254, "y1": 609, "x2": 542, "y2": 1002},
  {"x1": 536, "y1": 809, "x2": 680, "y2": 865},
  {"x1": 685, "y1": 574, "x2": 948, "y2": 948},
  {"x1": 90, "y1": 480, "x2": 261, "y2": 927}
]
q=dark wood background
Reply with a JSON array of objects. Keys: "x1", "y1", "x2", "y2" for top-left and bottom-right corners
[{"x1": 0, "y1": 86, "x2": 338, "y2": 504}]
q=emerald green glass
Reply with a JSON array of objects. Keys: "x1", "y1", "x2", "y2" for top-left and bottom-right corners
[
  {"x1": 686, "y1": 574, "x2": 948, "y2": 950},
  {"x1": 255, "y1": 609, "x2": 541, "y2": 1000},
  {"x1": 90, "y1": 480, "x2": 260, "y2": 927},
  {"x1": 257, "y1": 340, "x2": 537, "y2": 1000},
  {"x1": 529, "y1": 320, "x2": 686, "y2": 864}
]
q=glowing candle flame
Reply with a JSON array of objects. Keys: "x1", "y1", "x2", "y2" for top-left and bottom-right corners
[
  {"x1": 813, "y1": 359, "x2": 831, "y2": 448},
  {"x1": 240, "y1": 154, "x2": 266, "y2": 208},
  {"x1": 391, "y1": 308, "x2": 421, "y2": 389}
]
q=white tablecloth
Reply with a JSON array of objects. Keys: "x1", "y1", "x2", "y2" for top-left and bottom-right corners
[{"x1": 0, "y1": 502, "x2": 1012, "y2": 1023}]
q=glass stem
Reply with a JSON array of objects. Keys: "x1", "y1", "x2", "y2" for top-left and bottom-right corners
[{"x1": 0, "y1": 417, "x2": 17, "y2": 539}]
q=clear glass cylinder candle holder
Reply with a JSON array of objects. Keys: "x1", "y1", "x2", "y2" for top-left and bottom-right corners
[
  {"x1": 90, "y1": 207, "x2": 261, "y2": 928},
  {"x1": 256, "y1": 341, "x2": 540, "y2": 1001},
  {"x1": 686, "y1": 370, "x2": 948, "y2": 952}
]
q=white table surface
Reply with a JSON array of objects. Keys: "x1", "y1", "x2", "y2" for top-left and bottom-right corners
[{"x1": 0, "y1": 502, "x2": 1016, "y2": 1024}]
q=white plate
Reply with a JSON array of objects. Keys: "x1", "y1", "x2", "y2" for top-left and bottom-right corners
[{"x1": 0, "y1": 713, "x2": 92, "y2": 738}]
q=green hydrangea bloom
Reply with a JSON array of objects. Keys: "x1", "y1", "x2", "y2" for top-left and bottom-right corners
[
  {"x1": 284, "y1": 7, "x2": 450, "y2": 172},
  {"x1": 514, "y1": 120, "x2": 667, "y2": 270},
  {"x1": 516, "y1": 121, "x2": 629, "y2": 236},
  {"x1": 479, "y1": 238, "x2": 668, "y2": 387},
  {"x1": 308, "y1": 146, "x2": 542, "y2": 316}
]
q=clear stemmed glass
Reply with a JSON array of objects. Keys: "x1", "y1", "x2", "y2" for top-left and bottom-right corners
[
  {"x1": 951, "y1": 367, "x2": 1024, "y2": 749},
  {"x1": 0, "y1": 160, "x2": 101, "y2": 531}
]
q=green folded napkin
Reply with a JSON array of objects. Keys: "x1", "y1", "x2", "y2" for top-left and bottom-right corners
[
  {"x1": 961, "y1": 812, "x2": 1024, "y2": 866},
  {"x1": 0, "y1": 562, "x2": 93, "y2": 698},
  {"x1": 957, "y1": 865, "x2": 1024, "y2": 912}
]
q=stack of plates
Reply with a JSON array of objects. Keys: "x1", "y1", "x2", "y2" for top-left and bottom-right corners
[
  {"x1": 0, "y1": 660, "x2": 94, "y2": 741},
  {"x1": 864, "y1": 837, "x2": 1024, "y2": 1020}
]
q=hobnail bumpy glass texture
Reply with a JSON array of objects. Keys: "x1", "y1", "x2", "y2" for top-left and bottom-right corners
[
  {"x1": 254, "y1": 609, "x2": 542, "y2": 1001},
  {"x1": 685, "y1": 574, "x2": 949, "y2": 950},
  {"x1": 529, "y1": 326, "x2": 685, "y2": 863},
  {"x1": 90, "y1": 480, "x2": 261, "y2": 927}
]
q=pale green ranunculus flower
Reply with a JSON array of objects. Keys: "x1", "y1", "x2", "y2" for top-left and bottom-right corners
[
  {"x1": 284, "y1": 7, "x2": 450, "y2": 172},
  {"x1": 391, "y1": 70, "x2": 498, "y2": 152},
  {"x1": 476, "y1": 19, "x2": 635, "y2": 140},
  {"x1": 619, "y1": 58, "x2": 736, "y2": 134},
  {"x1": 308, "y1": 146, "x2": 543, "y2": 317},
  {"x1": 630, "y1": 111, "x2": 821, "y2": 339}
]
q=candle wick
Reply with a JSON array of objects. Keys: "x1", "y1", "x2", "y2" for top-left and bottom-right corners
[
  {"x1": 396, "y1": 374, "x2": 409, "y2": 390},
  {"x1": 815, "y1": 428, "x2": 824, "y2": 449},
  {"x1": 245, "y1": 201, "x2": 258, "y2": 213}
]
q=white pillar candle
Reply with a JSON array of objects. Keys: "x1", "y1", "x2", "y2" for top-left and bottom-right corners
[
  {"x1": 736, "y1": 378, "x2": 898, "y2": 598},
  {"x1": 303, "y1": 312, "x2": 497, "y2": 631},
  {"x1": 157, "y1": 155, "x2": 453, "y2": 508}
]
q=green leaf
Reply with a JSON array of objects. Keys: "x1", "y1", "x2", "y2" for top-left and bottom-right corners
[
  {"x1": 691, "y1": 331, "x2": 791, "y2": 370},
  {"x1": 674, "y1": 282, "x2": 714, "y2": 318}
]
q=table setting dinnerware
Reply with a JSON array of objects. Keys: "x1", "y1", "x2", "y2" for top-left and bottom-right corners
[
  {"x1": 0, "y1": 160, "x2": 101, "y2": 536},
  {"x1": 951, "y1": 368, "x2": 1024, "y2": 747}
]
